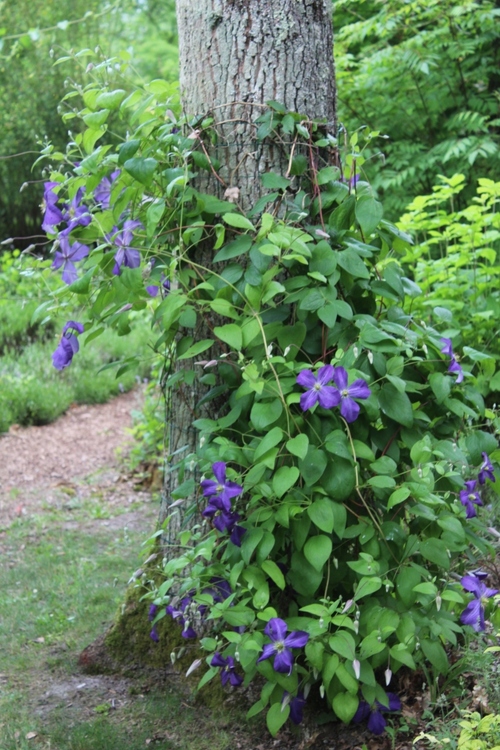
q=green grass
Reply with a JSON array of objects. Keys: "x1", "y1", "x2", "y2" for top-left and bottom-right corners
[
  {"x1": 0, "y1": 504, "x2": 246, "y2": 750},
  {"x1": 0, "y1": 314, "x2": 156, "y2": 432}
]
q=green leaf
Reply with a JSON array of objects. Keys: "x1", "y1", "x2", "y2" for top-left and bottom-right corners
[
  {"x1": 379, "y1": 383, "x2": 414, "y2": 427},
  {"x1": 389, "y1": 644, "x2": 416, "y2": 669},
  {"x1": 177, "y1": 339, "x2": 213, "y2": 360},
  {"x1": 213, "y1": 323, "x2": 243, "y2": 351},
  {"x1": 241, "y1": 528, "x2": 264, "y2": 564},
  {"x1": 123, "y1": 156, "x2": 158, "y2": 186},
  {"x1": 387, "y1": 486, "x2": 410, "y2": 510},
  {"x1": 429, "y1": 373, "x2": 451, "y2": 404},
  {"x1": 82, "y1": 109, "x2": 109, "y2": 128},
  {"x1": 355, "y1": 196, "x2": 383, "y2": 235},
  {"x1": 261, "y1": 560, "x2": 286, "y2": 590},
  {"x1": 117, "y1": 139, "x2": 140, "y2": 165},
  {"x1": 223, "y1": 212, "x2": 255, "y2": 231},
  {"x1": 299, "y1": 447, "x2": 328, "y2": 485},
  {"x1": 336, "y1": 248, "x2": 370, "y2": 279},
  {"x1": 95, "y1": 89, "x2": 126, "y2": 110},
  {"x1": 303, "y1": 535, "x2": 332, "y2": 571},
  {"x1": 420, "y1": 538, "x2": 450, "y2": 570},
  {"x1": 272, "y1": 466, "x2": 300, "y2": 498},
  {"x1": 266, "y1": 703, "x2": 289, "y2": 737},
  {"x1": 420, "y1": 639, "x2": 448, "y2": 675},
  {"x1": 261, "y1": 172, "x2": 291, "y2": 190},
  {"x1": 287, "y1": 434, "x2": 309, "y2": 459},
  {"x1": 367, "y1": 475, "x2": 396, "y2": 489},
  {"x1": 354, "y1": 576, "x2": 382, "y2": 600},
  {"x1": 329, "y1": 631, "x2": 356, "y2": 660},
  {"x1": 307, "y1": 497, "x2": 335, "y2": 533},
  {"x1": 254, "y1": 427, "x2": 284, "y2": 461},
  {"x1": 305, "y1": 641, "x2": 325, "y2": 670},
  {"x1": 214, "y1": 235, "x2": 252, "y2": 262},
  {"x1": 250, "y1": 399, "x2": 283, "y2": 431}
]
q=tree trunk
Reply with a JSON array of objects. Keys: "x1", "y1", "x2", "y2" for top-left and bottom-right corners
[
  {"x1": 176, "y1": 0, "x2": 336, "y2": 209},
  {"x1": 159, "y1": 0, "x2": 336, "y2": 543}
]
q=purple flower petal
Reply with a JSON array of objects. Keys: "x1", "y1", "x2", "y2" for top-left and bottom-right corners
[
  {"x1": 264, "y1": 618, "x2": 288, "y2": 641},
  {"x1": 440, "y1": 338, "x2": 454, "y2": 357},
  {"x1": 317, "y1": 387, "x2": 341, "y2": 409},
  {"x1": 273, "y1": 649, "x2": 294, "y2": 674},
  {"x1": 367, "y1": 710, "x2": 387, "y2": 735},
  {"x1": 283, "y1": 630, "x2": 309, "y2": 649},
  {"x1": 340, "y1": 396, "x2": 360, "y2": 423},
  {"x1": 257, "y1": 643, "x2": 277, "y2": 664},
  {"x1": 296, "y1": 369, "x2": 318, "y2": 389},
  {"x1": 353, "y1": 700, "x2": 370, "y2": 724},
  {"x1": 347, "y1": 379, "x2": 371, "y2": 399},
  {"x1": 332, "y1": 366, "x2": 349, "y2": 391},
  {"x1": 316, "y1": 364, "x2": 335, "y2": 385}
]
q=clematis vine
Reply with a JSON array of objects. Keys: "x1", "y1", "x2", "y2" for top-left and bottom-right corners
[
  {"x1": 459, "y1": 479, "x2": 482, "y2": 518},
  {"x1": 331, "y1": 366, "x2": 371, "y2": 423},
  {"x1": 353, "y1": 693, "x2": 401, "y2": 735},
  {"x1": 282, "y1": 691, "x2": 307, "y2": 725},
  {"x1": 52, "y1": 321, "x2": 84, "y2": 370},
  {"x1": 52, "y1": 235, "x2": 90, "y2": 284},
  {"x1": 200, "y1": 462, "x2": 243, "y2": 508},
  {"x1": 478, "y1": 453, "x2": 496, "y2": 485},
  {"x1": 148, "y1": 604, "x2": 159, "y2": 642},
  {"x1": 60, "y1": 187, "x2": 91, "y2": 236},
  {"x1": 210, "y1": 653, "x2": 243, "y2": 687},
  {"x1": 440, "y1": 337, "x2": 464, "y2": 383},
  {"x1": 257, "y1": 617, "x2": 309, "y2": 675},
  {"x1": 94, "y1": 169, "x2": 121, "y2": 209},
  {"x1": 460, "y1": 574, "x2": 498, "y2": 632},
  {"x1": 41, "y1": 181, "x2": 63, "y2": 233},
  {"x1": 107, "y1": 220, "x2": 143, "y2": 275},
  {"x1": 165, "y1": 596, "x2": 197, "y2": 639},
  {"x1": 296, "y1": 365, "x2": 340, "y2": 411},
  {"x1": 147, "y1": 276, "x2": 171, "y2": 298}
]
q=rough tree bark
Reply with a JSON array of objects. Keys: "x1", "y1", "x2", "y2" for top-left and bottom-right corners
[
  {"x1": 159, "y1": 0, "x2": 336, "y2": 545},
  {"x1": 176, "y1": 0, "x2": 336, "y2": 209}
]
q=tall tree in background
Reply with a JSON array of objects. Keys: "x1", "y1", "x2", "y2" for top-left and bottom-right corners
[{"x1": 160, "y1": 0, "x2": 336, "y2": 542}]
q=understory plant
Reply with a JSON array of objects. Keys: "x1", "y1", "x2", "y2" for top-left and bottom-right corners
[
  {"x1": 398, "y1": 173, "x2": 500, "y2": 365},
  {"x1": 36, "y1": 59, "x2": 500, "y2": 737}
]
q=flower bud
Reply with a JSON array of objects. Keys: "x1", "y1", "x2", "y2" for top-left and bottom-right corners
[
  {"x1": 353, "y1": 659, "x2": 361, "y2": 679},
  {"x1": 385, "y1": 668, "x2": 392, "y2": 686}
]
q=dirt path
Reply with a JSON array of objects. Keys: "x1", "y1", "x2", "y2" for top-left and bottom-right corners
[{"x1": 0, "y1": 389, "x2": 155, "y2": 531}]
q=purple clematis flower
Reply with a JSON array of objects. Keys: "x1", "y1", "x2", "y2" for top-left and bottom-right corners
[
  {"x1": 202, "y1": 497, "x2": 246, "y2": 546},
  {"x1": 257, "y1": 617, "x2": 309, "y2": 675},
  {"x1": 332, "y1": 366, "x2": 371, "y2": 423},
  {"x1": 211, "y1": 653, "x2": 243, "y2": 687},
  {"x1": 283, "y1": 691, "x2": 307, "y2": 725},
  {"x1": 94, "y1": 169, "x2": 121, "y2": 209},
  {"x1": 147, "y1": 276, "x2": 171, "y2": 298},
  {"x1": 60, "y1": 187, "x2": 91, "y2": 236},
  {"x1": 459, "y1": 479, "x2": 483, "y2": 518},
  {"x1": 52, "y1": 235, "x2": 90, "y2": 284},
  {"x1": 41, "y1": 181, "x2": 63, "y2": 233},
  {"x1": 460, "y1": 575, "x2": 499, "y2": 632},
  {"x1": 52, "y1": 321, "x2": 84, "y2": 370},
  {"x1": 440, "y1": 337, "x2": 464, "y2": 383},
  {"x1": 108, "y1": 219, "x2": 143, "y2": 275},
  {"x1": 200, "y1": 462, "x2": 243, "y2": 510},
  {"x1": 353, "y1": 693, "x2": 401, "y2": 735},
  {"x1": 296, "y1": 365, "x2": 340, "y2": 411},
  {"x1": 478, "y1": 453, "x2": 496, "y2": 485},
  {"x1": 165, "y1": 596, "x2": 197, "y2": 639}
]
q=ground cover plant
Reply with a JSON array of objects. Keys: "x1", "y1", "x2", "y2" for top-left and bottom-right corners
[{"x1": 32, "y1": 45, "x2": 500, "y2": 742}]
